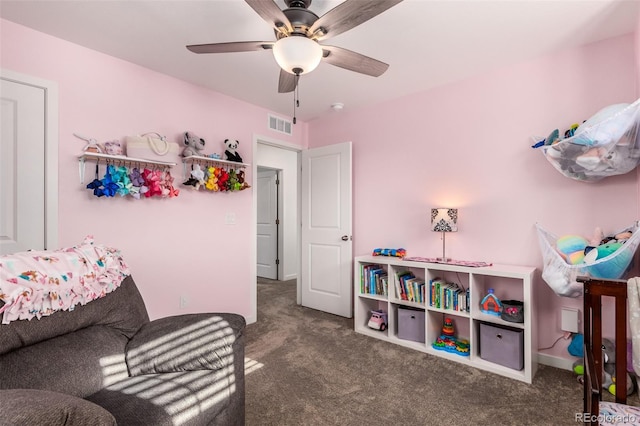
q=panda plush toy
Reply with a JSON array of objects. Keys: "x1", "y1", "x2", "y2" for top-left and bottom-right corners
[{"x1": 224, "y1": 139, "x2": 243, "y2": 163}]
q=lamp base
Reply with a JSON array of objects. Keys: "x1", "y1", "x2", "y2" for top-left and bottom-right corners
[{"x1": 436, "y1": 257, "x2": 452, "y2": 263}]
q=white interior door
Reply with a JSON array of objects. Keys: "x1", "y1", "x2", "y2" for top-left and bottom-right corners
[
  {"x1": 257, "y1": 169, "x2": 278, "y2": 279},
  {"x1": 0, "y1": 78, "x2": 46, "y2": 254},
  {"x1": 301, "y1": 142, "x2": 352, "y2": 318}
]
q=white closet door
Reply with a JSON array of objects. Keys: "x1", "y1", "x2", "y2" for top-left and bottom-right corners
[{"x1": 0, "y1": 78, "x2": 46, "y2": 254}]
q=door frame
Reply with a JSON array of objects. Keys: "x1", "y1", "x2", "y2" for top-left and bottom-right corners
[
  {"x1": 0, "y1": 69, "x2": 59, "y2": 250},
  {"x1": 250, "y1": 134, "x2": 302, "y2": 324},
  {"x1": 256, "y1": 166, "x2": 280, "y2": 280}
]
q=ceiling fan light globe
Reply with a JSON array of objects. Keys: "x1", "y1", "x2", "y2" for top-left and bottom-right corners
[{"x1": 273, "y1": 36, "x2": 322, "y2": 75}]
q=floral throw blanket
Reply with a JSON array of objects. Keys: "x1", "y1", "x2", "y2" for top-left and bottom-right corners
[{"x1": 0, "y1": 236, "x2": 130, "y2": 324}]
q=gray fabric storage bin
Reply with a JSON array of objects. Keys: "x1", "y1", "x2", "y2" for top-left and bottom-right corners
[
  {"x1": 397, "y1": 307, "x2": 425, "y2": 343},
  {"x1": 479, "y1": 322, "x2": 524, "y2": 370}
]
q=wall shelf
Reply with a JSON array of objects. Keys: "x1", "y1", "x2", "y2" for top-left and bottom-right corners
[
  {"x1": 181, "y1": 155, "x2": 250, "y2": 184},
  {"x1": 78, "y1": 152, "x2": 177, "y2": 184},
  {"x1": 181, "y1": 155, "x2": 250, "y2": 168}
]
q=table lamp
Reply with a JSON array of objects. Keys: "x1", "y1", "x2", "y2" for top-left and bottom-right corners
[{"x1": 431, "y1": 208, "x2": 458, "y2": 262}]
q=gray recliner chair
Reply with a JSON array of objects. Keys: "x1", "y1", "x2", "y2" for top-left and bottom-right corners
[{"x1": 0, "y1": 276, "x2": 246, "y2": 425}]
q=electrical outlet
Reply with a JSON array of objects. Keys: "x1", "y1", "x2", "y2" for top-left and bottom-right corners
[
  {"x1": 561, "y1": 307, "x2": 579, "y2": 333},
  {"x1": 225, "y1": 212, "x2": 236, "y2": 225},
  {"x1": 179, "y1": 295, "x2": 188, "y2": 309}
]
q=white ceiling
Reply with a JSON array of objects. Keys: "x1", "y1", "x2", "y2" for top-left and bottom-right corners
[{"x1": 1, "y1": 0, "x2": 639, "y2": 122}]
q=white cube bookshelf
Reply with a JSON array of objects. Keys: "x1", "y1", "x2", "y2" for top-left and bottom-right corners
[{"x1": 354, "y1": 255, "x2": 537, "y2": 383}]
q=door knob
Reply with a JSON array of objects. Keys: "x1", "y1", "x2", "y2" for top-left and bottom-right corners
[{"x1": 341, "y1": 235, "x2": 349, "y2": 241}]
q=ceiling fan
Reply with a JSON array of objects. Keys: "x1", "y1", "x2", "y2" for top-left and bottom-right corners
[{"x1": 186, "y1": 0, "x2": 403, "y2": 94}]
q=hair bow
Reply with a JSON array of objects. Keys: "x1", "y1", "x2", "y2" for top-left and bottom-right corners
[
  {"x1": 101, "y1": 165, "x2": 119, "y2": 197},
  {"x1": 86, "y1": 164, "x2": 105, "y2": 197},
  {"x1": 113, "y1": 166, "x2": 132, "y2": 197},
  {"x1": 142, "y1": 168, "x2": 162, "y2": 197},
  {"x1": 205, "y1": 166, "x2": 219, "y2": 191},
  {"x1": 164, "y1": 170, "x2": 180, "y2": 198},
  {"x1": 218, "y1": 168, "x2": 229, "y2": 191}
]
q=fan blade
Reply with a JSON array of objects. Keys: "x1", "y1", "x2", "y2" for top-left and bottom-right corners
[
  {"x1": 310, "y1": 0, "x2": 403, "y2": 41},
  {"x1": 187, "y1": 41, "x2": 273, "y2": 54},
  {"x1": 278, "y1": 69, "x2": 297, "y2": 93},
  {"x1": 322, "y1": 46, "x2": 389, "y2": 77},
  {"x1": 245, "y1": 0, "x2": 293, "y2": 34}
]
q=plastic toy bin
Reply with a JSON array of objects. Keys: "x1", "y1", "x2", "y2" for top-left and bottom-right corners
[
  {"x1": 479, "y1": 322, "x2": 524, "y2": 370},
  {"x1": 397, "y1": 307, "x2": 425, "y2": 343}
]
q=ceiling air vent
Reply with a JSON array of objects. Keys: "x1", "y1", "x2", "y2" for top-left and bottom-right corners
[{"x1": 268, "y1": 114, "x2": 292, "y2": 136}]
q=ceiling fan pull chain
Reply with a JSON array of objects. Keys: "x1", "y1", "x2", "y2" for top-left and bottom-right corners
[
  {"x1": 292, "y1": 89, "x2": 296, "y2": 125},
  {"x1": 292, "y1": 72, "x2": 301, "y2": 124}
]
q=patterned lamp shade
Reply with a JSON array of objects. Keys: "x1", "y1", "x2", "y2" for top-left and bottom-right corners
[{"x1": 431, "y1": 208, "x2": 458, "y2": 232}]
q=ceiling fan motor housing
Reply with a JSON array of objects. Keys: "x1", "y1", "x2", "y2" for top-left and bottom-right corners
[
  {"x1": 278, "y1": 5, "x2": 320, "y2": 39},
  {"x1": 284, "y1": 0, "x2": 312, "y2": 9}
]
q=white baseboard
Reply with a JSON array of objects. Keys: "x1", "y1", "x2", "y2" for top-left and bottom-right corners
[{"x1": 537, "y1": 352, "x2": 576, "y2": 371}]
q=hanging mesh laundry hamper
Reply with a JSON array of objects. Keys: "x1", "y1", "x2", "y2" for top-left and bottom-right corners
[
  {"x1": 539, "y1": 99, "x2": 640, "y2": 182},
  {"x1": 536, "y1": 222, "x2": 640, "y2": 298}
]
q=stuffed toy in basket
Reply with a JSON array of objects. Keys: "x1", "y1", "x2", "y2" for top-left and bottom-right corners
[{"x1": 536, "y1": 222, "x2": 640, "y2": 297}]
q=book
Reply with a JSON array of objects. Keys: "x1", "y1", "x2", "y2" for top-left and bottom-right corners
[{"x1": 395, "y1": 270, "x2": 414, "y2": 300}]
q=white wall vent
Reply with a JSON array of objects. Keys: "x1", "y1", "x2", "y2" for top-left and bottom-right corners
[{"x1": 268, "y1": 114, "x2": 292, "y2": 136}]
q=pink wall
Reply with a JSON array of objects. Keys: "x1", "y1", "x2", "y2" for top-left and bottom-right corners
[
  {"x1": 3, "y1": 16, "x2": 639, "y2": 365},
  {"x1": 1, "y1": 19, "x2": 306, "y2": 321},
  {"x1": 637, "y1": 12, "x2": 640, "y2": 93},
  {"x1": 309, "y1": 35, "x2": 638, "y2": 362}
]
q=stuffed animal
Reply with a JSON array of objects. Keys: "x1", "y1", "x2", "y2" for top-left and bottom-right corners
[
  {"x1": 575, "y1": 147, "x2": 610, "y2": 172},
  {"x1": 237, "y1": 170, "x2": 250, "y2": 190},
  {"x1": 573, "y1": 337, "x2": 635, "y2": 397},
  {"x1": 74, "y1": 133, "x2": 104, "y2": 153},
  {"x1": 182, "y1": 131, "x2": 206, "y2": 157},
  {"x1": 603, "y1": 338, "x2": 635, "y2": 397},
  {"x1": 223, "y1": 139, "x2": 243, "y2": 163},
  {"x1": 584, "y1": 241, "x2": 633, "y2": 279},
  {"x1": 556, "y1": 235, "x2": 589, "y2": 265}
]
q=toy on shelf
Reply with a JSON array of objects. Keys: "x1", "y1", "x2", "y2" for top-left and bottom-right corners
[
  {"x1": 182, "y1": 131, "x2": 206, "y2": 157},
  {"x1": 223, "y1": 138, "x2": 243, "y2": 163},
  {"x1": 367, "y1": 310, "x2": 388, "y2": 331},
  {"x1": 372, "y1": 248, "x2": 406, "y2": 258},
  {"x1": 500, "y1": 300, "x2": 524, "y2": 323},
  {"x1": 442, "y1": 317, "x2": 455, "y2": 336},
  {"x1": 479, "y1": 289, "x2": 502, "y2": 316},
  {"x1": 431, "y1": 317, "x2": 470, "y2": 356},
  {"x1": 75, "y1": 133, "x2": 106, "y2": 154}
]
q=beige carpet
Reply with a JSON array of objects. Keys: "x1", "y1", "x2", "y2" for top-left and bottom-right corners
[{"x1": 245, "y1": 278, "x2": 593, "y2": 425}]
